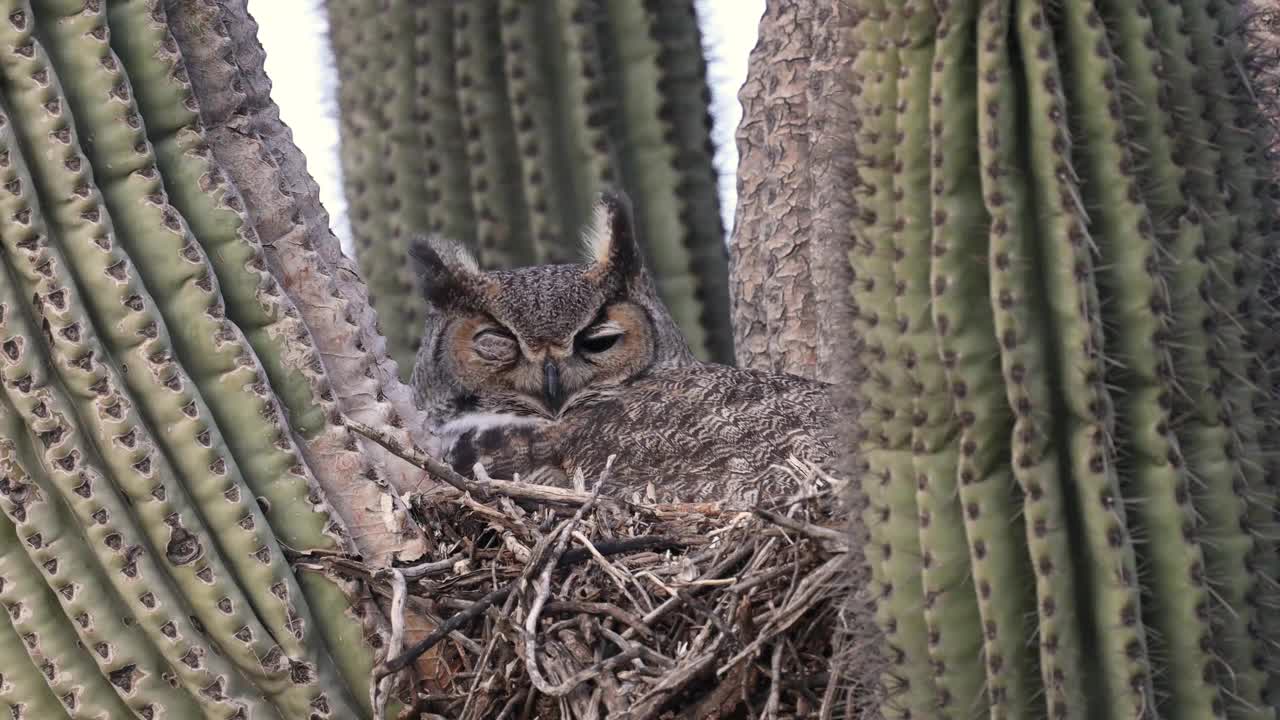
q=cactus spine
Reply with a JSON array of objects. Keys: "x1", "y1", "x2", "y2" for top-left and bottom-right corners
[
  {"x1": 326, "y1": 0, "x2": 734, "y2": 372},
  {"x1": 848, "y1": 0, "x2": 1280, "y2": 717}
]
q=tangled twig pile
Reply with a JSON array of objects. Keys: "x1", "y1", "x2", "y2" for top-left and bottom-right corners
[{"x1": 300, "y1": 420, "x2": 866, "y2": 719}]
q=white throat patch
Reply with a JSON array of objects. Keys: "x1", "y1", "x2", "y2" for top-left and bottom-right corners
[{"x1": 436, "y1": 412, "x2": 548, "y2": 440}]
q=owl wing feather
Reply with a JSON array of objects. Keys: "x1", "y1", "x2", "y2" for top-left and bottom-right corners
[{"x1": 445, "y1": 365, "x2": 836, "y2": 504}]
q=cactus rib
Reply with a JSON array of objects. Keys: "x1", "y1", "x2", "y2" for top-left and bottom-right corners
[
  {"x1": 0, "y1": 424, "x2": 154, "y2": 720},
  {"x1": 0, "y1": 516, "x2": 71, "y2": 720},
  {"x1": 930, "y1": 0, "x2": 1043, "y2": 714},
  {"x1": 327, "y1": 0, "x2": 377, "y2": 267},
  {"x1": 337, "y1": 0, "x2": 393, "y2": 323},
  {"x1": 1181, "y1": 3, "x2": 1280, "y2": 715},
  {"x1": 649, "y1": 0, "x2": 732, "y2": 363},
  {"x1": 498, "y1": 0, "x2": 570, "y2": 264},
  {"x1": 1055, "y1": 2, "x2": 1231, "y2": 717},
  {"x1": 849, "y1": 4, "x2": 938, "y2": 716},
  {"x1": 551, "y1": 0, "x2": 619, "y2": 230},
  {"x1": 1013, "y1": 2, "x2": 1155, "y2": 714},
  {"x1": 454, "y1": 2, "x2": 533, "y2": 269},
  {"x1": 976, "y1": 0, "x2": 1091, "y2": 714},
  {"x1": 846, "y1": 10, "x2": 901, "y2": 717},
  {"x1": 1203, "y1": 2, "x2": 1280, "y2": 691},
  {"x1": 889, "y1": 1, "x2": 987, "y2": 715},
  {"x1": 380, "y1": 0, "x2": 429, "y2": 367},
  {"x1": 416, "y1": 4, "x2": 475, "y2": 245},
  {"x1": 597, "y1": 0, "x2": 711, "y2": 361}
]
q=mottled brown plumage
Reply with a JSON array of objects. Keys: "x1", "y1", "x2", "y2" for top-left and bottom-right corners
[{"x1": 410, "y1": 192, "x2": 836, "y2": 503}]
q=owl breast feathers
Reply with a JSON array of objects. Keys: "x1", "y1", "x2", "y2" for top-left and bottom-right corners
[{"x1": 410, "y1": 191, "x2": 836, "y2": 503}]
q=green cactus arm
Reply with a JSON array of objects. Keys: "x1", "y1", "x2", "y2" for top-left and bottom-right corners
[
  {"x1": 101, "y1": 0, "x2": 357, "y2": 549},
  {"x1": 0, "y1": 6, "x2": 358, "y2": 715},
  {"x1": 497, "y1": 0, "x2": 570, "y2": 264},
  {"x1": 453, "y1": 2, "x2": 534, "y2": 268},
  {"x1": 649, "y1": 0, "x2": 732, "y2": 364},
  {"x1": 329, "y1": 0, "x2": 448, "y2": 370},
  {"x1": 44, "y1": 0, "x2": 341, "y2": 602},
  {"x1": 974, "y1": 1, "x2": 1090, "y2": 715},
  {"x1": 848, "y1": 4, "x2": 938, "y2": 716},
  {"x1": 0, "y1": 565, "x2": 69, "y2": 720},
  {"x1": 597, "y1": 0, "x2": 710, "y2": 361},
  {"x1": 550, "y1": 0, "x2": 619, "y2": 232},
  {"x1": 353, "y1": 0, "x2": 394, "y2": 337},
  {"x1": 0, "y1": 465, "x2": 140, "y2": 719},
  {"x1": 416, "y1": 3, "x2": 476, "y2": 244},
  {"x1": 0, "y1": 117, "x2": 291, "y2": 713},
  {"x1": 928, "y1": 0, "x2": 1043, "y2": 715},
  {"x1": 325, "y1": 0, "x2": 394, "y2": 326},
  {"x1": 105, "y1": 0, "x2": 329, "y2": 442},
  {"x1": 1053, "y1": 3, "x2": 1235, "y2": 717},
  {"x1": 0, "y1": 73, "x2": 346, "y2": 720},
  {"x1": 0, "y1": 425, "x2": 211, "y2": 718},
  {"x1": 1013, "y1": 1, "x2": 1157, "y2": 715},
  {"x1": 325, "y1": 0, "x2": 377, "y2": 260},
  {"x1": 1079, "y1": 0, "x2": 1273, "y2": 714},
  {"x1": 1145, "y1": 6, "x2": 1276, "y2": 667},
  {"x1": 887, "y1": 2, "x2": 987, "y2": 715}
]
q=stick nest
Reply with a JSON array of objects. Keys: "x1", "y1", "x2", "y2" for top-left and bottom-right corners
[{"x1": 320, "y1": 420, "x2": 879, "y2": 719}]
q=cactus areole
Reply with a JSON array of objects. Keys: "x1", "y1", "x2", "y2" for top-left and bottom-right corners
[{"x1": 848, "y1": 0, "x2": 1280, "y2": 718}]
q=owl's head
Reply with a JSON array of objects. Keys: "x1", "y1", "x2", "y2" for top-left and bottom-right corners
[{"x1": 410, "y1": 192, "x2": 695, "y2": 427}]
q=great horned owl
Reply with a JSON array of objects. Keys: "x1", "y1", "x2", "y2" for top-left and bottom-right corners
[{"x1": 409, "y1": 192, "x2": 835, "y2": 503}]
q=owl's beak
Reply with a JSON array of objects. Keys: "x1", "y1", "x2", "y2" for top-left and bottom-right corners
[{"x1": 542, "y1": 358, "x2": 564, "y2": 414}]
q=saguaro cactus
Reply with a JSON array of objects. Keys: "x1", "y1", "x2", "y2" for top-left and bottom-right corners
[
  {"x1": 0, "y1": 0, "x2": 423, "y2": 716},
  {"x1": 711, "y1": 0, "x2": 1280, "y2": 712},
  {"x1": 325, "y1": 0, "x2": 734, "y2": 372},
  {"x1": 838, "y1": 0, "x2": 1280, "y2": 717}
]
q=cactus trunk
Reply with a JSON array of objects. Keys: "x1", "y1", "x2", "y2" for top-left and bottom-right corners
[
  {"x1": 325, "y1": 0, "x2": 734, "y2": 372},
  {"x1": 0, "y1": 1, "x2": 437, "y2": 717},
  {"x1": 839, "y1": 0, "x2": 1280, "y2": 717}
]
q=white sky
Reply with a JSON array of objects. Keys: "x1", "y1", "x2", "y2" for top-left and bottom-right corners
[{"x1": 248, "y1": 0, "x2": 764, "y2": 257}]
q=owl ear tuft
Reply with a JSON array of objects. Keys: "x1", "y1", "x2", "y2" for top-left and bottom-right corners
[
  {"x1": 409, "y1": 234, "x2": 483, "y2": 307},
  {"x1": 583, "y1": 189, "x2": 644, "y2": 284}
]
